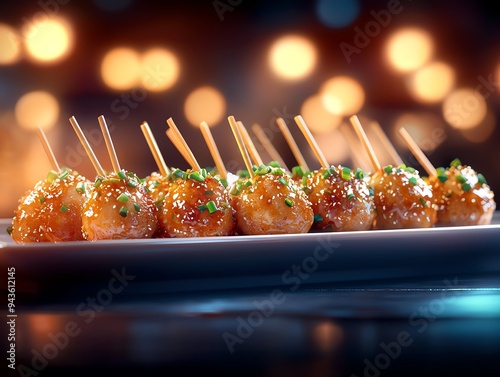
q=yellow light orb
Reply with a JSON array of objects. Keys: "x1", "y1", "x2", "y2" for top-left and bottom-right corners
[
  {"x1": 386, "y1": 28, "x2": 433, "y2": 72},
  {"x1": 0, "y1": 23, "x2": 21, "y2": 65},
  {"x1": 407, "y1": 61, "x2": 455, "y2": 103},
  {"x1": 269, "y1": 35, "x2": 317, "y2": 80},
  {"x1": 140, "y1": 48, "x2": 180, "y2": 92},
  {"x1": 320, "y1": 76, "x2": 365, "y2": 116},
  {"x1": 15, "y1": 91, "x2": 60, "y2": 130},
  {"x1": 442, "y1": 88, "x2": 487, "y2": 129},
  {"x1": 101, "y1": 47, "x2": 140, "y2": 90},
  {"x1": 24, "y1": 18, "x2": 73, "y2": 63},
  {"x1": 300, "y1": 95, "x2": 342, "y2": 133},
  {"x1": 184, "y1": 86, "x2": 226, "y2": 127}
]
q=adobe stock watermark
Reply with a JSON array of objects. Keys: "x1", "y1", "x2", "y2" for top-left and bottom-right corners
[
  {"x1": 16, "y1": 268, "x2": 135, "y2": 377},
  {"x1": 222, "y1": 238, "x2": 340, "y2": 354},
  {"x1": 213, "y1": 0, "x2": 243, "y2": 22},
  {"x1": 350, "y1": 277, "x2": 462, "y2": 377},
  {"x1": 340, "y1": 0, "x2": 413, "y2": 64}
]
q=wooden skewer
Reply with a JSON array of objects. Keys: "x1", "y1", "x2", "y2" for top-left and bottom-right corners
[
  {"x1": 370, "y1": 121, "x2": 404, "y2": 166},
  {"x1": 276, "y1": 117, "x2": 309, "y2": 171},
  {"x1": 140, "y1": 121, "x2": 170, "y2": 177},
  {"x1": 36, "y1": 128, "x2": 60, "y2": 172},
  {"x1": 339, "y1": 123, "x2": 371, "y2": 172},
  {"x1": 349, "y1": 115, "x2": 381, "y2": 172},
  {"x1": 293, "y1": 115, "x2": 329, "y2": 169},
  {"x1": 228, "y1": 116, "x2": 255, "y2": 180},
  {"x1": 166, "y1": 117, "x2": 201, "y2": 171},
  {"x1": 69, "y1": 116, "x2": 106, "y2": 176},
  {"x1": 98, "y1": 115, "x2": 121, "y2": 174},
  {"x1": 237, "y1": 121, "x2": 264, "y2": 166},
  {"x1": 251, "y1": 123, "x2": 288, "y2": 170},
  {"x1": 200, "y1": 121, "x2": 227, "y2": 180},
  {"x1": 398, "y1": 127, "x2": 437, "y2": 177},
  {"x1": 166, "y1": 129, "x2": 196, "y2": 170}
]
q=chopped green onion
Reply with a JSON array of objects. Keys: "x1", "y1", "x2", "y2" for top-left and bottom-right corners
[
  {"x1": 236, "y1": 169, "x2": 250, "y2": 178},
  {"x1": 182, "y1": 171, "x2": 189, "y2": 179},
  {"x1": 39, "y1": 196, "x2": 46, "y2": 204},
  {"x1": 6, "y1": 226, "x2": 13, "y2": 235},
  {"x1": 200, "y1": 168, "x2": 207, "y2": 178},
  {"x1": 268, "y1": 161, "x2": 281, "y2": 168},
  {"x1": 103, "y1": 178, "x2": 121, "y2": 184},
  {"x1": 292, "y1": 166, "x2": 305, "y2": 178},
  {"x1": 450, "y1": 158, "x2": 461, "y2": 168},
  {"x1": 347, "y1": 193, "x2": 355, "y2": 200},
  {"x1": 133, "y1": 203, "x2": 141, "y2": 212},
  {"x1": 58, "y1": 171, "x2": 69, "y2": 180},
  {"x1": 117, "y1": 193, "x2": 129, "y2": 203},
  {"x1": 270, "y1": 167, "x2": 284, "y2": 176},
  {"x1": 119, "y1": 206, "x2": 128, "y2": 217},
  {"x1": 284, "y1": 198, "x2": 294, "y2": 207},
  {"x1": 75, "y1": 182, "x2": 86, "y2": 194},
  {"x1": 46, "y1": 170, "x2": 59, "y2": 183},
  {"x1": 94, "y1": 178, "x2": 103, "y2": 188},
  {"x1": 355, "y1": 168, "x2": 365, "y2": 179},
  {"x1": 313, "y1": 214, "x2": 323, "y2": 222},
  {"x1": 438, "y1": 175, "x2": 448, "y2": 182},
  {"x1": 189, "y1": 171, "x2": 205, "y2": 183},
  {"x1": 368, "y1": 186, "x2": 374, "y2": 196},
  {"x1": 205, "y1": 190, "x2": 214, "y2": 196},
  {"x1": 219, "y1": 178, "x2": 228, "y2": 188},
  {"x1": 322, "y1": 168, "x2": 332, "y2": 179},
  {"x1": 60, "y1": 204, "x2": 69, "y2": 213},
  {"x1": 198, "y1": 204, "x2": 207, "y2": 212},
  {"x1": 456, "y1": 174, "x2": 467, "y2": 184},
  {"x1": 462, "y1": 183, "x2": 471, "y2": 192},
  {"x1": 405, "y1": 167, "x2": 416, "y2": 173},
  {"x1": 303, "y1": 187, "x2": 312, "y2": 195},
  {"x1": 341, "y1": 167, "x2": 351, "y2": 181},
  {"x1": 117, "y1": 171, "x2": 127, "y2": 180},
  {"x1": 398, "y1": 164, "x2": 407, "y2": 169},
  {"x1": 477, "y1": 173, "x2": 487, "y2": 185},
  {"x1": 206, "y1": 200, "x2": 218, "y2": 214},
  {"x1": 255, "y1": 165, "x2": 270, "y2": 175},
  {"x1": 419, "y1": 198, "x2": 427, "y2": 208},
  {"x1": 278, "y1": 177, "x2": 288, "y2": 186},
  {"x1": 172, "y1": 168, "x2": 184, "y2": 178},
  {"x1": 408, "y1": 177, "x2": 417, "y2": 186},
  {"x1": 127, "y1": 179, "x2": 138, "y2": 188},
  {"x1": 384, "y1": 165, "x2": 393, "y2": 174}
]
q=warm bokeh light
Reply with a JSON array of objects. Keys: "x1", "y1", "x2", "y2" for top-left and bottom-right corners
[
  {"x1": 140, "y1": 48, "x2": 180, "y2": 92},
  {"x1": 269, "y1": 35, "x2": 317, "y2": 80},
  {"x1": 460, "y1": 110, "x2": 496, "y2": 143},
  {"x1": 24, "y1": 18, "x2": 73, "y2": 63},
  {"x1": 393, "y1": 112, "x2": 446, "y2": 152},
  {"x1": 320, "y1": 76, "x2": 365, "y2": 115},
  {"x1": 300, "y1": 94, "x2": 342, "y2": 133},
  {"x1": 184, "y1": 86, "x2": 226, "y2": 127},
  {"x1": 101, "y1": 47, "x2": 141, "y2": 90},
  {"x1": 15, "y1": 91, "x2": 60, "y2": 130},
  {"x1": 442, "y1": 88, "x2": 487, "y2": 129},
  {"x1": 0, "y1": 23, "x2": 21, "y2": 65},
  {"x1": 386, "y1": 28, "x2": 433, "y2": 72},
  {"x1": 407, "y1": 61, "x2": 455, "y2": 103},
  {"x1": 313, "y1": 128, "x2": 349, "y2": 163}
]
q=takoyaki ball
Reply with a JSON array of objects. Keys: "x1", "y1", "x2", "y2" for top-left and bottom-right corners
[
  {"x1": 305, "y1": 166, "x2": 376, "y2": 231},
  {"x1": 82, "y1": 170, "x2": 158, "y2": 240},
  {"x1": 429, "y1": 159, "x2": 496, "y2": 225},
  {"x1": 370, "y1": 165, "x2": 437, "y2": 229},
  {"x1": 10, "y1": 168, "x2": 89, "y2": 243},
  {"x1": 231, "y1": 165, "x2": 314, "y2": 235},
  {"x1": 160, "y1": 169, "x2": 235, "y2": 237}
]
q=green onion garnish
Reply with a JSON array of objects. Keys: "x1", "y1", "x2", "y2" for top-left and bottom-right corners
[
  {"x1": 117, "y1": 193, "x2": 129, "y2": 203},
  {"x1": 450, "y1": 158, "x2": 461, "y2": 168},
  {"x1": 313, "y1": 214, "x2": 323, "y2": 222},
  {"x1": 419, "y1": 198, "x2": 427, "y2": 208},
  {"x1": 206, "y1": 200, "x2": 217, "y2": 214},
  {"x1": 438, "y1": 175, "x2": 448, "y2": 182},
  {"x1": 347, "y1": 193, "x2": 355, "y2": 200},
  {"x1": 134, "y1": 203, "x2": 141, "y2": 212},
  {"x1": 46, "y1": 170, "x2": 58, "y2": 183},
  {"x1": 119, "y1": 206, "x2": 128, "y2": 217},
  {"x1": 60, "y1": 204, "x2": 69, "y2": 213},
  {"x1": 189, "y1": 171, "x2": 205, "y2": 183},
  {"x1": 456, "y1": 174, "x2": 467, "y2": 184},
  {"x1": 478, "y1": 173, "x2": 487, "y2": 185},
  {"x1": 322, "y1": 169, "x2": 332, "y2": 179},
  {"x1": 75, "y1": 182, "x2": 86, "y2": 194},
  {"x1": 355, "y1": 168, "x2": 365, "y2": 179},
  {"x1": 172, "y1": 168, "x2": 184, "y2": 178},
  {"x1": 284, "y1": 198, "x2": 294, "y2": 207},
  {"x1": 278, "y1": 177, "x2": 288, "y2": 186},
  {"x1": 127, "y1": 179, "x2": 138, "y2": 188},
  {"x1": 405, "y1": 167, "x2": 416, "y2": 173},
  {"x1": 292, "y1": 166, "x2": 305, "y2": 178},
  {"x1": 384, "y1": 165, "x2": 393, "y2": 174},
  {"x1": 39, "y1": 196, "x2": 46, "y2": 204},
  {"x1": 200, "y1": 168, "x2": 207, "y2": 178},
  {"x1": 408, "y1": 177, "x2": 417, "y2": 186},
  {"x1": 462, "y1": 183, "x2": 471, "y2": 192},
  {"x1": 205, "y1": 190, "x2": 214, "y2": 196},
  {"x1": 94, "y1": 178, "x2": 103, "y2": 188},
  {"x1": 118, "y1": 171, "x2": 127, "y2": 180},
  {"x1": 6, "y1": 226, "x2": 13, "y2": 235},
  {"x1": 58, "y1": 171, "x2": 69, "y2": 180},
  {"x1": 256, "y1": 165, "x2": 270, "y2": 175},
  {"x1": 341, "y1": 167, "x2": 351, "y2": 181},
  {"x1": 368, "y1": 186, "x2": 374, "y2": 196}
]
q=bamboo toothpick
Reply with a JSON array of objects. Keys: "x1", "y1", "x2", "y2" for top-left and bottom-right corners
[
  {"x1": 228, "y1": 116, "x2": 255, "y2": 180},
  {"x1": 251, "y1": 123, "x2": 288, "y2": 170},
  {"x1": 166, "y1": 117, "x2": 201, "y2": 171},
  {"x1": 237, "y1": 121, "x2": 263, "y2": 166},
  {"x1": 371, "y1": 121, "x2": 404, "y2": 166},
  {"x1": 339, "y1": 123, "x2": 372, "y2": 172},
  {"x1": 399, "y1": 127, "x2": 437, "y2": 177},
  {"x1": 293, "y1": 115, "x2": 329, "y2": 169},
  {"x1": 98, "y1": 115, "x2": 121, "y2": 174},
  {"x1": 200, "y1": 121, "x2": 227, "y2": 180},
  {"x1": 36, "y1": 128, "x2": 60, "y2": 172},
  {"x1": 349, "y1": 115, "x2": 382, "y2": 172},
  {"x1": 276, "y1": 117, "x2": 309, "y2": 171},
  {"x1": 166, "y1": 129, "x2": 197, "y2": 170},
  {"x1": 140, "y1": 121, "x2": 170, "y2": 177},
  {"x1": 69, "y1": 116, "x2": 106, "y2": 176}
]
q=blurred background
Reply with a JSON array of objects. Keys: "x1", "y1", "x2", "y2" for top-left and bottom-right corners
[{"x1": 1, "y1": 0, "x2": 499, "y2": 218}]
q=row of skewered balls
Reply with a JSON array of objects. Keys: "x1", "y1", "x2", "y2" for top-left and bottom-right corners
[{"x1": 8, "y1": 158, "x2": 496, "y2": 242}]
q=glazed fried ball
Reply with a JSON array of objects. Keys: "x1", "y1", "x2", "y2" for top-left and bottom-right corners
[
  {"x1": 370, "y1": 165, "x2": 437, "y2": 229},
  {"x1": 10, "y1": 168, "x2": 89, "y2": 243},
  {"x1": 305, "y1": 166, "x2": 376, "y2": 231},
  {"x1": 231, "y1": 165, "x2": 314, "y2": 235},
  {"x1": 429, "y1": 159, "x2": 496, "y2": 225},
  {"x1": 82, "y1": 170, "x2": 158, "y2": 240},
  {"x1": 160, "y1": 169, "x2": 235, "y2": 237}
]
